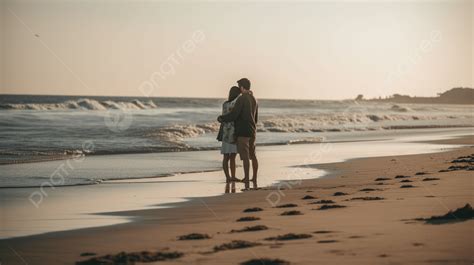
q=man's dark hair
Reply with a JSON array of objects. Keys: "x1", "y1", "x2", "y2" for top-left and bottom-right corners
[{"x1": 237, "y1": 78, "x2": 251, "y2": 90}]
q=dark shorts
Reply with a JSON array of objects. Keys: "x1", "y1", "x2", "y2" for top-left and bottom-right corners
[{"x1": 236, "y1": 136, "x2": 257, "y2": 160}]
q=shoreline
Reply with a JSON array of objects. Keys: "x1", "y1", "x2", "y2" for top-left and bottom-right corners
[
  {"x1": 1, "y1": 135, "x2": 473, "y2": 264},
  {"x1": 1, "y1": 127, "x2": 472, "y2": 190}
]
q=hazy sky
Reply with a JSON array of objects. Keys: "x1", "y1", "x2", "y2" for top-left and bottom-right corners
[{"x1": 0, "y1": 0, "x2": 472, "y2": 100}]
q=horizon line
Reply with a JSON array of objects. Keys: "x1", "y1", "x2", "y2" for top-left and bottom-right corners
[{"x1": 1, "y1": 88, "x2": 468, "y2": 102}]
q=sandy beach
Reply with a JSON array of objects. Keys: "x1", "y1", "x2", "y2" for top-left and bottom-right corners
[
  {"x1": 1, "y1": 1, "x2": 473, "y2": 264},
  {"x1": 0, "y1": 135, "x2": 472, "y2": 265}
]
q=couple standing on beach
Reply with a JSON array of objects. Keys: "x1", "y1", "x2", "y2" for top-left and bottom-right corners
[{"x1": 217, "y1": 78, "x2": 258, "y2": 187}]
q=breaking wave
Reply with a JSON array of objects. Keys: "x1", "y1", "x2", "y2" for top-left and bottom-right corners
[
  {"x1": 144, "y1": 123, "x2": 221, "y2": 146},
  {"x1": 1, "y1": 95, "x2": 472, "y2": 166},
  {"x1": 143, "y1": 112, "x2": 472, "y2": 147},
  {"x1": 256, "y1": 113, "x2": 455, "y2": 133},
  {"x1": 0, "y1": 98, "x2": 158, "y2": 111}
]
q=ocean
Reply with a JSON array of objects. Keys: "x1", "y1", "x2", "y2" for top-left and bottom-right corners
[{"x1": 0, "y1": 94, "x2": 472, "y2": 188}]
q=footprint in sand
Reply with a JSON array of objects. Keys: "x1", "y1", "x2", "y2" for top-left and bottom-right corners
[
  {"x1": 348, "y1": 235, "x2": 365, "y2": 239},
  {"x1": 395, "y1": 175, "x2": 411, "y2": 179},
  {"x1": 243, "y1": 207, "x2": 263, "y2": 213},
  {"x1": 280, "y1": 210, "x2": 303, "y2": 216},
  {"x1": 236, "y1": 216, "x2": 261, "y2": 222},
  {"x1": 240, "y1": 258, "x2": 290, "y2": 265},
  {"x1": 313, "y1": 230, "x2": 336, "y2": 234},
  {"x1": 375, "y1": 177, "x2": 391, "y2": 181},
  {"x1": 422, "y1": 177, "x2": 440, "y2": 181},
  {"x1": 359, "y1": 188, "x2": 377, "y2": 192},
  {"x1": 333, "y1": 192, "x2": 348, "y2": 196},
  {"x1": 318, "y1": 240, "x2": 339, "y2": 243},
  {"x1": 301, "y1": 195, "x2": 317, "y2": 200},
  {"x1": 400, "y1": 184, "x2": 415, "y2": 188},
  {"x1": 275, "y1": 203, "x2": 298, "y2": 208}
]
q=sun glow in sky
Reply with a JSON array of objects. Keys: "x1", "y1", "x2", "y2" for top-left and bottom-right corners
[{"x1": 0, "y1": 0, "x2": 472, "y2": 100}]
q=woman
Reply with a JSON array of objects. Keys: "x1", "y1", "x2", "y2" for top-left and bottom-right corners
[{"x1": 218, "y1": 86, "x2": 241, "y2": 183}]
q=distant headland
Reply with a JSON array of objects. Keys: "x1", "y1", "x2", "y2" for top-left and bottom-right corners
[{"x1": 355, "y1": 87, "x2": 474, "y2": 105}]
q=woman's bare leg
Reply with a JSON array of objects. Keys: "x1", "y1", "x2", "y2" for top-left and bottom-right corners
[
  {"x1": 222, "y1": 154, "x2": 231, "y2": 182},
  {"x1": 230, "y1": 153, "x2": 237, "y2": 179}
]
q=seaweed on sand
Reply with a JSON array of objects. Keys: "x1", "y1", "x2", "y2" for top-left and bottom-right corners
[
  {"x1": 237, "y1": 216, "x2": 261, "y2": 222},
  {"x1": 310, "y1": 200, "x2": 335, "y2": 204},
  {"x1": 76, "y1": 251, "x2": 183, "y2": 265},
  {"x1": 317, "y1": 204, "x2": 346, "y2": 210},
  {"x1": 280, "y1": 210, "x2": 302, "y2": 216},
  {"x1": 240, "y1": 258, "x2": 290, "y2": 265},
  {"x1": 231, "y1": 225, "x2": 269, "y2": 233},
  {"x1": 348, "y1": 197, "x2": 384, "y2": 201},
  {"x1": 178, "y1": 233, "x2": 210, "y2": 240},
  {"x1": 214, "y1": 240, "x2": 260, "y2": 252},
  {"x1": 243, "y1": 207, "x2": 263, "y2": 213},
  {"x1": 275, "y1": 203, "x2": 298, "y2": 208},
  {"x1": 418, "y1": 204, "x2": 474, "y2": 224},
  {"x1": 265, "y1": 233, "x2": 312, "y2": 241}
]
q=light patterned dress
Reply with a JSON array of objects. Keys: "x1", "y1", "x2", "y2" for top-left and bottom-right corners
[{"x1": 220, "y1": 96, "x2": 239, "y2": 154}]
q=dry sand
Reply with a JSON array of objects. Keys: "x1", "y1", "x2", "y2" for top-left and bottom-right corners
[{"x1": 1, "y1": 136, "x2": 473, "y2": 265}]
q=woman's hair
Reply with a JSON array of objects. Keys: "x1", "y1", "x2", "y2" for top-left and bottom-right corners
[{"x1": 228, "y1": 86, "x2": 241, "y2": 102}]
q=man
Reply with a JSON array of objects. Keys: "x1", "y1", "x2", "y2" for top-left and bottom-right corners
[{"x1": 218, "y1": 78, "x2": 258, "y2": 185}]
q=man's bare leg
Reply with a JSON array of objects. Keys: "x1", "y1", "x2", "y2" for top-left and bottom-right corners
[
  {"x1": 242, "y1": 158, "x2": 250, "y2": 182},
  {"x1": 250, "y1": 157, "x2": 258, "y2": 182}
]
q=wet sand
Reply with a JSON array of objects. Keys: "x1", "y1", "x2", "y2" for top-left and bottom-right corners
[{"x1": 0, "y1": 135, "x2": 473, "y2": 265}]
